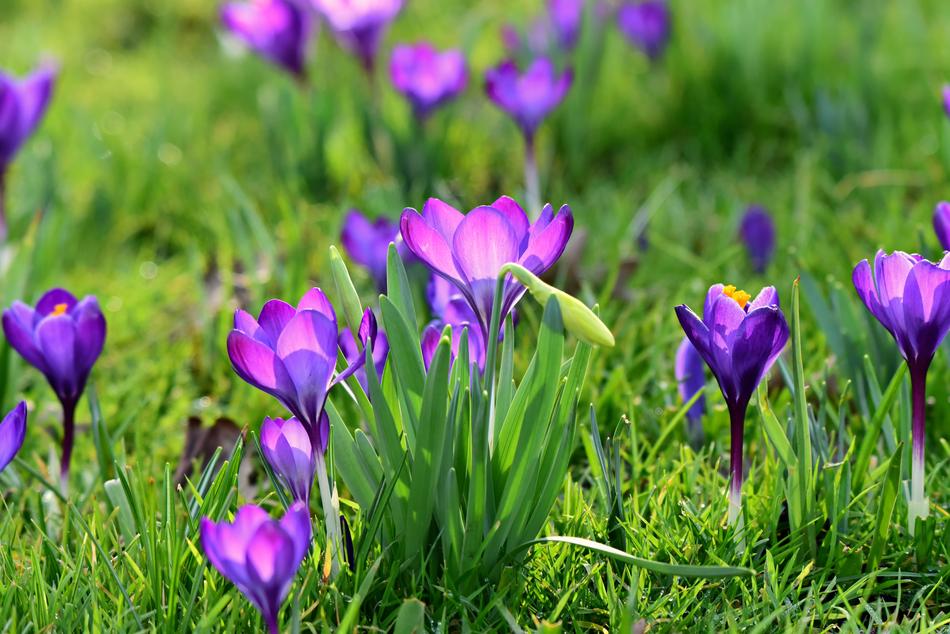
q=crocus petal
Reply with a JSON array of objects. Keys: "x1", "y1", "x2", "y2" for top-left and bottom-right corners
[
  {"x1": 935, "y1": 202, "x2": 950, "y2": 251},
  {"x1": 520, "y1": 204, "x2": 573, "y2": 275},
  {"x1": 452, "y1": 206, "x2": 522, "y2": 323},
  {"x1": 730, "y1": 307, "x2": 790, "y2": 407},
  {"x1": 747, "y1": 286, "x2": 779, "y2": 311},
  {"x1": 35, "y1": 314, "x2": 79, "y2": 399},
  {"x1": 400, "y1": 208, "x2": 464, "y2": 282},
  {"x1": 72, "y1": 297, "x2": 106, "y2": 374},
  {"x1": 261, "y1": 416, "x2": 315, "y2": 503},
  {"x1": 489, "y1": 195, "x2": 531, "y2": 247},
  {"x1": 853, "y1": 259, "x2": 891, "y2": 332},
  {"x1": 0, "y1": 401, "x2": 27, "y2": 473},
  {"x1": 280, "y1": 501, "x2": 313, "y2": 565},
  {"x1": 275, "y1": 310, "x2": 337, "y2": 425},
  {"x1": 2, "y1": 306, "x2": 46, "y2": 371},
  {"x1": 420, "y1": 198, "x2": 465, "y2": 241},
  {"x1": 35, "y1": 288, "x2": 78, "y2": 319},
  {"x1": 702, "y1": 283, "x2": 725, "y2": 320},
  {"x1": 296, "y1": 288, "x2": 336, "y2": 324},
  {"x1": 234, "y1": 309, "x2": 263, "y2": 339},
  {"x1": 421, "y1": 323, "x2": 442, "y2": 370},
  {"x1": 901, "y1": 259, "x2": 950, "y2": 364},
  {"x1": 257, "y1": 300, "x2": 297, "y2": 346},
  {"x1": 228, "y1": 330, "x2": 292, "y2": 398}
]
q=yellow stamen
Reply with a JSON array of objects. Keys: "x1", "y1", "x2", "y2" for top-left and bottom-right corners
[
  {"x1": 722, "y1": 285, "x2": 751, "y2": 309},
  {"x1": 52, "y1": 303, "x2": 69, "y2": 316}
]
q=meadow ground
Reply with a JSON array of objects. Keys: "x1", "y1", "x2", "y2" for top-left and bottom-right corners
[{"x1": 1, "y1": 0, "x2": 950, "y2": 631}]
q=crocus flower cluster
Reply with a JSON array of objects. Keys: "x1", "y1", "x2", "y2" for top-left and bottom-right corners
[
  {"x1": 675, "y1": 336, "x2": 706, "y2": 445},
  {"x1": 675, "y1": 284, "x2": 789, "y2": 524},
  {"x1": 340, "y1": 209, "x2": 400, "y2": 291},
  {"x1": 0, "y1": 402, "x2": 28, "y2": 474},
  {"x1": 3, "y1": 288, "x2": 106, "y2": 491},
  {"x1": 400, "y1": 196, "x2": 573, "y2": 342},
  {"x1": 739, "y1": 205, "x2": 776, "y2": 274},
  {"x1": 852, "y1": 251, "x2": 950, "y2": 532},
  {"x1": 0, "y1": 63, "x2": 56, "y2": 238},
  {"x1": 389, "y1": 43, "x2": 467, "y2": 119},
  {"x1": 220, "y1": 0, "x2": 313, "y2": 79},
  {"x1": 616, "y1": 0, "x2": 671, "y2": 60},
  {"x1": 309, "y1": 0, "x2": 403, "y2": 72},
  {"x1": 201, "y1": 503, "x2": 311, "y2": 634}
]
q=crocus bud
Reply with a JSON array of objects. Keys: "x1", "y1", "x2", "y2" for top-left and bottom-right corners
[
  {"x1": 739, "y1": 205, "x2": 775, "y2": 274},
  {"x1": 501, "y1": 263, "x2": 614, "y2": 347},
  {"x1": 0, "y1": 401, "x2": 27, "y2": 473},
  {"x1": 260, "y1": 416, "x2": 318, "y2": 504}
]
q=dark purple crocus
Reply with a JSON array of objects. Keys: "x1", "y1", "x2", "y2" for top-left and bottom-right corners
[
  {"x1": 260, "y1": 415, "x2": 319, "y2": 505},
  {"x1": 340, "y1": 210, "x2": 399, "y2": 291},
  {"x1": 422, "y1": 275, "x2": 489, "y2": 370},
  {"x1": 675, "y1": 284, "x2": 789, "y2": 524},
  {"x1": 675, "y1": 336, "x2": 705, "y2": 444},
  {"x1": 0, "y1": 63, "x2": 56, "y2": 239},
  {"x1": 852, "y1": 251, "x2": 950, "y2": 532},
  {"x1": 201, "y1": 503, "x2": 311, "y2": 634},
  {"x1": 339, "y1": 325, "x2": 388, "y2": 392},
  {"x1": 933, "y1": 202, "x2": 950, "y2": 251},
  {"x1": 400, "y1": 196, "x2": 573, "y2": 340},
  {"x1": 389, "y1": 43, "x2": 467, "y2": 119},
  {"x1": 548, "y1": 0, "x2": 584, "y2": 50},
  {"x1": 616, "y1": 1, "x2": 671, "y2": 60},
  {"x1": 0, "y1": 401, "x2": 27, "y2": 474},
  {"x1": 220, "y1": 0, "x2": 312, "y2": 79},
  {"x1": 3, "y1": 288, "x2": 106, "y2": 491},
  {"x1": 309, "y1": 0, "x2": 403, "y2": 72},
  {"x1": 485, "y1": 57, "x2": 573, "y2": 141},
  {"x1": 739, "y1": 205, "x2": 776, "y2": 274}
]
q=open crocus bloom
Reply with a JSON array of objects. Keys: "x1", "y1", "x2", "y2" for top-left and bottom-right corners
[
  {"x1": 260, "y1": 415, "x2": 319, "y2": 504},
  {"x1": 220, "y1": 0, "x2": 312, "y2": 78},
  {"x1": 400, "y1": 196, "x2": 573, "y2": 338},
  {"x1": 616, "y1": 0, "x2": 671, "y2": 60},
  {"x1": 0, "y1": 402, "x2": 27, "y2": 474},
  {"x1": 309, "y1": 0, "x2": 403, "y2": 71},
  {"x1": 484, "y1": 58, "x2": 573, "y2": 140},
  {"x1": 852, "y1": 250, "x2": 950, "y2": 531},
  {"x1": 201, "y1": 503, "x2": 310, "y2": 634},
  {"x1": 389, "y1": 43, "x2": 467, "y2": 118}
]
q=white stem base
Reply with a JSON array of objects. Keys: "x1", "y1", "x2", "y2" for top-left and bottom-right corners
[
  {"x1": 908, "y1": 455, "x2": 928, "y2": 537},
  {"x1": 316, "y1": 456, "x2": 342, "y2": 578}
]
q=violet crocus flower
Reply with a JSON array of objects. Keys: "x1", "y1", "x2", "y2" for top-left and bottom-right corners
[
  {"x1": 309, "y1": 0, "x2": 403, "y2": 72},
  {"x1": 389, "y1": 43, "x2": 467, "y2": 119},
  {"x1": 0, "y1": 63, "x2": 56, "y2": 240},
  {"x1": 548, "y1": 0, "x2": 584, "y2": 50},
  {"x1": 675, "y1": 284, "x2": 789, "y2": 524},
  {"x1": 340, "y1": 210, "x2": 400, "y2": 291},
  {"x1": 220, "y1": 0, "x2": 313, "y2": 79},
  {"x1": 675, "y1": 336, "x2": 706, "y2": 445},
  {"x1": 616, "y1": 1, "x2": 671, "y2": 60},
  {"x1": 422, "y1": 275, "x2": 489, "y2": 370},
  {"x1": 933, "y1": 202, "x2": 950, "y2": 251},
  {"x1": 0, "y1": 402, "x2": 28, "y2": 474},
  {"x1": 201, "y1": 503, "x2": 311, "y2": 634},
  {"x1": 2, "y1": 288, "x2": 106, "y2": 491},
  {"x1": 739, "y1": 205, "x2": 776, "y2": 274},
  {"x1": 400, "y1": 196, "x2": 573, "y2": 340},
  {"x1": 260, "y1": 415, "x2": 319, "y2": 504},
  {"x1": 852, "y1": 251, "x2": 950, "y2": 533}
]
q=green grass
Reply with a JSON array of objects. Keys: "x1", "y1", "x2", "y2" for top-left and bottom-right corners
[{"x1": 2, "y1": 0, "x2": 950, "y2": 630}]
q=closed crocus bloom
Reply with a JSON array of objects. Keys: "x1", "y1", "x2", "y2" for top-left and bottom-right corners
[
  {"x1": 400, "y1": 196, "x2": 573, "y2": 339},
  {"x1": 340, "y1": 210, "x2": 399, "y2": 291},
  {"x1": 201, "y1": 503, "x2": 311, "y2": 634},
  {"x1": 675, "y1": 336, "x2": 706, "y2": 443},
  {"x1": 309, "y1": 0, "x2": 403, "y2": 72},
  {"x1": 485, "y1": 57, "x2": 573, "y2": 141},
  {"x1": 739, "y1": 205, "x2": 776, "y2": 274},
  {"x1": 3, "y1": 288, "x2": 106, "y2": 490},
  {"x1": 852, "y1": 251, "x2": 950, "y2": 532},
  {"x1": 221, "y1": 0, "x2": 313, "y2": 79},
  {"x1": 934, "y1": 202, "x2": 950, "y2": 251},
  {"x1": 675, "y1": 284, "x2": 789, "y2": 523},
  {"x1": 0, "y1": 402, "x2": 27, "y2": 474},
  {"x1": 616, "y1": 1, "x2": 671, "y2": 60},
  {"x1": 548, "y1": 0, "x2": 584, "y2": 50},
  {"x1": 389, "y1": 43, "x2": 467, "y2": 119},
  {"x1": 260, "y1": 416, "x2": 318, "y2": 504}
]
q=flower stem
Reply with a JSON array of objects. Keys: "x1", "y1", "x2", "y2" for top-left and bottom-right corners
[
  {"x1": 315, "y1": 454, "x2": 341, "y2": 578},
  {"x1": 908, "y1": 364, "x2": 929, "y2": 534},
  {"x1": 727, "y1": 404, "x2": 746, "y2": 526},
  {"x1": 60, "y1": 398, "x2": 77, "y2": 496},
  {"x1": 524, "y1": 135, "x2": 540, "y2": 219}
]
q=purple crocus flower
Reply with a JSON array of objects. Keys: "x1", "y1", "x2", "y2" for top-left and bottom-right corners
[
  {"x1": 201, "y1": 503, "x2": 311, "y2": 634},
  {"x1": 2, "y1": 288, "x2": 106, "y2": 490},
  {"x1": 220, "y1": 0, "x2": 312, "y2": 79},
  {"x1": 675, "y1": 336, "x2": 705, "y2": 444},
  {"x1": 422, "y1": 275, "x2": 489, "y2": 370},
  {"x1": 548, "y1": 0, "x2": 584, "y2": 50},
  {"x1": 309, "y1": 0, "x2": 403, "y2": 72},
  {"x1": 852, "y1": 251, "x2": 950, "y2": 532},
  {"x1": 400, "y1": 196, "x2": 573, "y2": 340},
  {"x1": 260, "y1": 415, "x2": 319, "y2": 504},
  {"x1": 942, "y1": 85, "x2": 950, "y2": 119},
  {"x1": 933, "y1": 202, "x2": 950, "y2": 251},
  {"x1": 0, "y1": 63, "x2": 56, "y2": 239},
  {"x1": 0, "y1": 402, "x2": 27, "y2": 474},
  {"x1": 389, "y1": 43, "x2": 467, "y2": 119},
  {"x1": 339, "y1": 325, "x2": 388, "y2": 392},
  {"x1": 485, "y1": 57, "x2": 573, "y2": 141},
  {"x1": 616, "y1": 1, "x2": 671, "y2": 60},
  {"x1": 739, "y1": 205, "x2": 776, "y2": 274},
  {"x1": 340, "y1": 210, "x2": 399, "y2": 291},
  {"x1": 675, "y1": 284, "x2": 789, "y2": 523}
]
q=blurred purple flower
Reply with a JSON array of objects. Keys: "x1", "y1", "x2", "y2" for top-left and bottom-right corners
[
  {"x1": 201, "y1": 503, "x2": 311, "y2": 634},
  {"x1": 390, "y1": 43, "x2": 467, "y2": 119},
  {"x1": 934, "y1": 201, "x2": 950, "y2": 251},
  {"x1": 0, "y1": 402, "x2": 27, "y2": 474},
  {"x1": 548, "y1": 0, "x2": 584, "y2": 50},
  {"x1": 739, "y1": 205, "x2": 775, "y2": 274},
  {"x1": 616, "y1": 1, "x2": 671, "y2": 60},
  {"x1": 852, "y1": 251, "x2": 950, "y2": 529},
  {"x1": 3, "y1": 288, "x2": 106, "y2": 488},
  {"x1": 485, "y1": 57, "x2": 573, "y2": 140},
  {"x1": 260, "y1": 415, "x2": 318, "y2": 504},
  {"x1": 675, "y1": 336, "x2": 705, "y2": 439},
  {"x1": 675, "y1": 284, "x2": 788, "y2": 522},
  {"x1": 220, "y1": 0, "x2": 313, "y2": 78},
  {"x1": 340, "y1": 210, "x2": 400, "y2": 291},
  {"x1": 400, "y1": 196, "x2": 573, "y2": 338},
  {"x1": 942, "y1": 85, "x2": 950, "y2": 119},
  {"x1": 309, "y1": 0, "x2": 403, "y2": 72}
]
